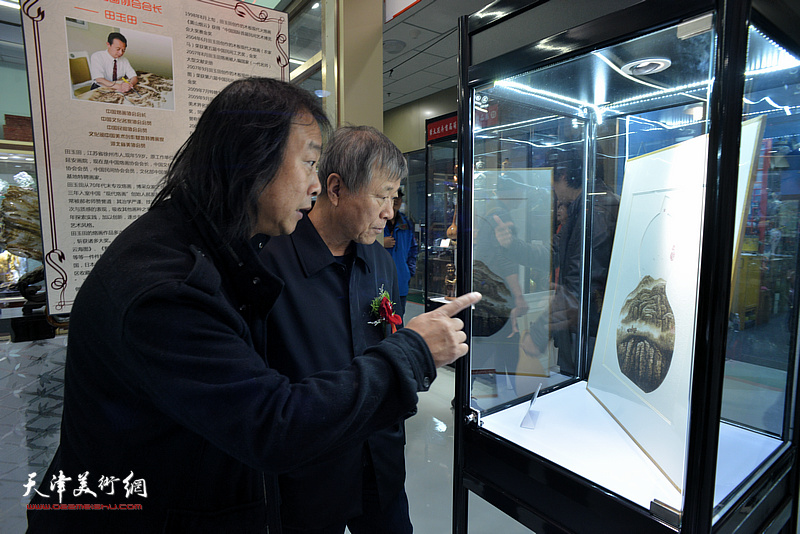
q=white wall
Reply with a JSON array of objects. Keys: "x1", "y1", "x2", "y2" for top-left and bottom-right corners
[{"x1": 384, "y1": 86, "x2": 457, "y2": 153}]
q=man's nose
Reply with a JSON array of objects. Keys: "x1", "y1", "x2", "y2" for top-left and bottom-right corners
[{"x1": 308, "y1": 177, "x2": 321, "y2": 197}]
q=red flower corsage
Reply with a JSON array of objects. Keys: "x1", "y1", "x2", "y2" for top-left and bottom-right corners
[{"x1": 369, "y1": 286, "x2": 402, "y2": 334}]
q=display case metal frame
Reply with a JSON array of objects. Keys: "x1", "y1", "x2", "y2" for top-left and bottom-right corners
[{"x1": 452, "y1": 0, "x2": 800, "y2": 532}]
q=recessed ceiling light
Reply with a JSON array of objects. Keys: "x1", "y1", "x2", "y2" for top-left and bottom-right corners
[
  {"x1": 621, "y1": 58, "x2": 672, "y2": 75},
  {"x1": 384, "y1": 39, "x2": 406, "y2": 55}
]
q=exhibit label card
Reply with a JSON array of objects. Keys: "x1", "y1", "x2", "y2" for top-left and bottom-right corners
[{"x1": 20, "y1": 0, "x2": 288, "y2": 313}]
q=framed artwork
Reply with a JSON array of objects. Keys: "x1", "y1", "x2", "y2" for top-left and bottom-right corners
[
  {"x1": 587, "y1": 134, "x2": 708, "y2": 492},
  {"x1": 587, "y1": 119, "x2": 766, "y2": 492}
]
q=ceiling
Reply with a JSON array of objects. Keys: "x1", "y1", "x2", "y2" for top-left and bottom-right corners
[
  {"x1": 382, "y1": 0, "x2": 489, "y2": 111},
  {"x1": 3, "y1": 0, "x2": 800, "y2": 114}
]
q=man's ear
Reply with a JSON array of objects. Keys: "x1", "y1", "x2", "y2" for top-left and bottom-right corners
[{"x1": 326, "y1": 173, "x2": 343, "y2": 206}]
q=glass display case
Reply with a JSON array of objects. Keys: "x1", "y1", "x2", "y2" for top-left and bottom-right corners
[
  {"x1": 0, "y1": 139, "x2": 42, "y2": 307},
  {"x1": 404, "y1": 148, "x2": 426, "y2": 298},
  {"x1": 454, "y1": 0, "x2": 800, "y2": 532},
  {"x1": 425, "y1": 112, "x2": 459, "y2": 311}
]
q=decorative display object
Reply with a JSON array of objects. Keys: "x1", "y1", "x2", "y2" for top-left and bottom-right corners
[{"x1": 444, "y1": 263, "x2": 457, "y2": 299}]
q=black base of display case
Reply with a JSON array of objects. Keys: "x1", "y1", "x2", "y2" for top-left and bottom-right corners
[
  {"x1": 461, "y1": 425, "x2": 794, "y2": 534},
  {"x1": 462, "y1": 426, "x2": 677, "y2": 533}
]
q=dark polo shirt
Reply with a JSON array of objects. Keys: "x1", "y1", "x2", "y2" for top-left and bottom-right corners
[{"x1": 260, "y1": 213, "x2": 407, "y2": 529}]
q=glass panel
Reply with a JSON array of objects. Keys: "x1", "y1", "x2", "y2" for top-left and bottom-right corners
[
  {"x1": 405, "y1": 149, "x2": 425, "y2": 295},
  {"x1": 0, "y1": 6, "x2": 42, "y2": 308},
  {"x1": 0, "y1": 145, "x2": 40, "y2": 306},
  {"x1": 425, "y1": 137, "x2": 458, "y2": 309},
  {"x1": 289, "y1": 1, "x2": 322, "y2": 72},
  {"x1": 716, "y1": 25, "x2": 800, "y2": 517},
  {"x1": 295, "y1": 68, "x2": 322, "y2": 95},
  {"x1": 469, "y1": 17, "x2": 717, "y2": 520}
]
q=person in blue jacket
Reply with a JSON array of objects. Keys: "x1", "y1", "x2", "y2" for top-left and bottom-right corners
[
  {"x1": 383, "y1": 188, "x2": 418, "y2": 318},
  {"x1": 25, "y1": 78, "x2": 480, "y2": 534}
]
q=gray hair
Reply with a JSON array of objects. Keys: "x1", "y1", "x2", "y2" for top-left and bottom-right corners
[{"x1": 317, "y1": 125, "x2": 407, "y2": 194}]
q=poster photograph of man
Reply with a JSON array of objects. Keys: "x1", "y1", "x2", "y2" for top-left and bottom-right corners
[{"x1": 66, "y1": 18, "x2": 174, "y2": 110}]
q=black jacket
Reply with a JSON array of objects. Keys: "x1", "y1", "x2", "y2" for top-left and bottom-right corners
[
  {"x1": 26, "y1": 193, "x2": 436, "y2": 533},
  {"x1": 261, "y1": 214, "x2": 406, "y2": 529}
]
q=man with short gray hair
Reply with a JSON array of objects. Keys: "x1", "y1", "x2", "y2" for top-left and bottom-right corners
[{"x1": 261, "y1": 125, "x2": 413, "y2": 533}]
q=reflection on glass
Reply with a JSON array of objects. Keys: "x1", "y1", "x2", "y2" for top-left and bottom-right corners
[
  {"x1": 296, "y1": 68, "x2": 322, "y2": 96},
  {"x1": 0, "y1": 149, "x2": 42, "y2": 304},
  {"x1": 289, "y1": 1, "x2": 322, "y2": 68},
  {"x1": 718, "y1": 25, "x2": 800, "y2": 514},
  {"x1": 469, "y1": 15, "x2": 718, "y2": 412},
  {"x1": 405, "y1": 149, "x2": 425, "y2": 294},
  {"x1": 471, "y1": 131, "x2": 588, "y2": 406}
]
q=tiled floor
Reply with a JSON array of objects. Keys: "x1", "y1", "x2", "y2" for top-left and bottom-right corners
[
  {"x1": 0, "y1": 336, "x2": 67, "y2": 533},
  {"x1": 402, "y1": 306, "x2": 532, "y2": 532}
]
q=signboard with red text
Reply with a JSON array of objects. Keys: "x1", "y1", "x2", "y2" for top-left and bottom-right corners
[
  {"x1": 20, "y1": 0, "x2": 287, "y2": 313},
  {"x1": 426, "y1": 112, "x2": 457, "y2": 143}
]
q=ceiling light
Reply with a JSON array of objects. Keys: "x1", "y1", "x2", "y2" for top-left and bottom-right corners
[
  {"x1": 384, "y1": 39, "x2": 406, "y2": 55},
  {"x1": 312, "y1": 2, "x2": 319, "y2": 8},
  {"x1": 621, "y1": 58, "x2": 672, "y2": 76}
]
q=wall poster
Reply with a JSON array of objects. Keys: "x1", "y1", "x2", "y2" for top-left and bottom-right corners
[
  {"x1": 587, "y1": 118, "x2": 767, "y2": 493},
  {"x1": 21, "y1": 0, "x2": 288, "y2": 313}
]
